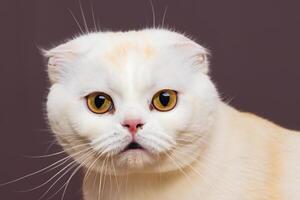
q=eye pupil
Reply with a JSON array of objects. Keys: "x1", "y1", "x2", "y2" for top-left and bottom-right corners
[
  {"x1": 87, "y1": 92, "x2": 113, "y2": 114},
  {"x1": 94, "y1": 95, "x2": 105, "y2": 108},
  {"x1": 159, "y1": 92, "x2": 170, "y2": 107}
]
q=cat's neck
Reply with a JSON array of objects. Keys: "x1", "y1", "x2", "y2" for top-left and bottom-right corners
[{"x1": 82, "y1": 161, "x2": 208, "y2": 200}]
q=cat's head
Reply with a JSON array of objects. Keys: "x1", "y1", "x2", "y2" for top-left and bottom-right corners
[{"x1": 45, "y1": 29, "x2": 219, "y2": 174}]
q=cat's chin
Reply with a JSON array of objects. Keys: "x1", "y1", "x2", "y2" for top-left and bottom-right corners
[{"x1": 116, "y1": 149, "x2": 155, "y2": 169}]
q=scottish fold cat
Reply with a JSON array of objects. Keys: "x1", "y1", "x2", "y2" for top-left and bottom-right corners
[{"x1": 45, "y1": 29, "x2": 300, "y2": 200}]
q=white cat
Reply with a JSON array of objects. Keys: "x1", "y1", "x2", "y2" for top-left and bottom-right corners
[{"x1": 45, "y1": 29, "x2": 300, "y2": 200}]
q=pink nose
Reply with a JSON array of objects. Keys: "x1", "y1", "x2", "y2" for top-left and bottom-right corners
[{"x1": 122, "y1": 119, "x2": 144, "y2": 136}]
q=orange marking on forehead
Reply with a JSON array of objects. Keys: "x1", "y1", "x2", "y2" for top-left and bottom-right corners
[
  {"x1": 103, "y1": 42, "x2": 129, "y2": 67},
  {"x1": 143, "y1": 45, "x2": 155, "y2": 59},
  {"x1": 103, "y1": 40, "x2": 155, "y2": 67}
]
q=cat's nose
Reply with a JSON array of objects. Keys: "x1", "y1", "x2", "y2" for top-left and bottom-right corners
[{"x1": 122, "y1": 119, "x2": 144, "y2": 136}]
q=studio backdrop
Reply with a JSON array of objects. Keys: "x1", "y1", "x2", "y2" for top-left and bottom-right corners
[{"x1": 0, "y1": 0, "x2": 299, "y2": 199}]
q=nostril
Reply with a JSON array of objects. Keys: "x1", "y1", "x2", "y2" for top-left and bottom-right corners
[
  {"x1": 122, "y1": 123, "x2": 144, "y2": 129},
  {"x1": 136, "y1": 123, "x2": 144, "y2": 129},
  {"x1": 122, "y1": 119, "x2": 144, "y2": 134},
  {"x1": 122, "y1": 124, "x2": 130, "y2": 128}
]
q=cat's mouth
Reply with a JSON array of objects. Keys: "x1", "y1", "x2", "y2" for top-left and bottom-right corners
[
  {"x1": 116, "y1": 141, "x2": 155, "y2": 168},
  {"x1": 123, "y1": 142, "x2": 145, "y2": 152}
]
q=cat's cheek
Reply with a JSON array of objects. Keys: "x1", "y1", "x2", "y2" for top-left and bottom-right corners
[
  {"x1": 159, "y1": 98, "x2": 194, "y2": 132},
  {"x1": 150, "y1": 111, "x2": 189, "y2": 138},
  {"x1": 47, "y1": 84, "x2": 113, "y2": 140},
  {"x1": 47, "y1": 84, "x2": 76, "y2": 135},
  {"x1": 68, "y1": 108, "x2": 116, "y2": 139}
]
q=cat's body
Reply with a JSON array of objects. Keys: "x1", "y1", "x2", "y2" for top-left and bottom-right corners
[
  {"x1": 45, "y1": 29, "x2": 300, "y2": 200},
  {"x1": 82, "y1": 103, "x2": 300, "y2": 200}
]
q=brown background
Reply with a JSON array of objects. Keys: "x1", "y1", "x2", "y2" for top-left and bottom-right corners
[{"x1": 0, "y1": 0, "x2": 299, "y2": 199}]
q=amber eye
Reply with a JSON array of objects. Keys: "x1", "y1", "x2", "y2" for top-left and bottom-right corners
[
  {"x1": 86, "y1": 92, "x2": 113, "y2": 114},
  {"x1": 152, "y1": 89, "x2": 177, "y2": 112}
]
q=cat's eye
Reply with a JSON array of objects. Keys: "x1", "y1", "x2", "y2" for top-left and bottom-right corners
[
  {"x1": 152, "y1": 89, "x2": 177, "y2": 112},
  {"x1": 86, "y1": 92, "x2": 114, "y2": 114}
]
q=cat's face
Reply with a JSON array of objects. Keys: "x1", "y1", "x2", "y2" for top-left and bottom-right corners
[{"x1": 46, "y1": 29, "x2": 219, "y2": 174}]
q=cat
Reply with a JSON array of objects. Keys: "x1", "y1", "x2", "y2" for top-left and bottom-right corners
[{"x1": 45, "y1": 28, "x2": 300, "y2": 200}]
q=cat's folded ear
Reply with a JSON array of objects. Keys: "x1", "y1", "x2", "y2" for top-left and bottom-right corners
[
  {"x1": 42, "y1": 41, "x2": 77, "y2": 84},
  {"x1": 173, "y1": 38, "x2": 210, "y2": 74},
  {"x1": 42, "y1": 39, "x2": 90, "y2": 84}
]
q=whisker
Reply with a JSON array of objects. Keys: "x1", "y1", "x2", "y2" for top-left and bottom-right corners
[
  {"x1": 40, "y1": 163, "x2": 78, "y2": 200},
  {"x1": 43, "y1": 156, "x2": 73, "y2": 174},
  {"x1": 25, "y1": 143, "x2": 88, "y2": 158},
  {"x1": 0, "y1": 153, "x2": 76, "y2": 187},
  {"x1": 96, "y1": 163, "x2": 102, "y2": 200},
  {"x1": 38, "y1": 150, "x2": 94, "y2": 200},
  {"x1": 170, "y1": 151, "x2": 222, "y2": 192},
  {"x1": 83, "y1": 150, "x2": 105, "y2": 186},
  {"x1": 68, "y1": 9, "x2": 84, "y2": 34},
  {"x1": 60, "y1": 152, "x2": 95, "y2": 200},
  {"x1": 161, "y1": 6, "x2": 168, "y2": 27},
  {"x1": 78, "y1": 0, "x2": 89, "y2": 33},
  {"x1": 89, "y1": 0, "x2": 97, "y2": 32},
  {"x1": 176, "y1": 137, "x2": 209, "y2": 145},
  {"x1": 20, "y1": 160, "x2": 76, "y2": 193},
  {"x1": 107, "y1": 156, "x2": 113, "y2": 200},
  {"x1": 164, "y1": 152, "x2": 193, "y2": 185},
  {"x1": 148, "y1": 0, "x2": 156, "y2": 28},
  {"x1": 98, "y1": 156, "x2": 109, "y2": 200},
  {"x1": 18, "y1": 147, "x2": 91, "y2": 192},
  {"x1": 111, "y1": 157, "x2": 120, "y2": 193},
  {"x1": 45, "y1": 139, "x2": 58, "y2": 153}
]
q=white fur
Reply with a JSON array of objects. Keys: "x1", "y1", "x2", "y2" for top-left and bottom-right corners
[
  {"x1": 45, "y1": 29, "x2": 300, "y2": 200},
  {"x1": 46, "y1": 29, "x2": 218, "y2": 173}
]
